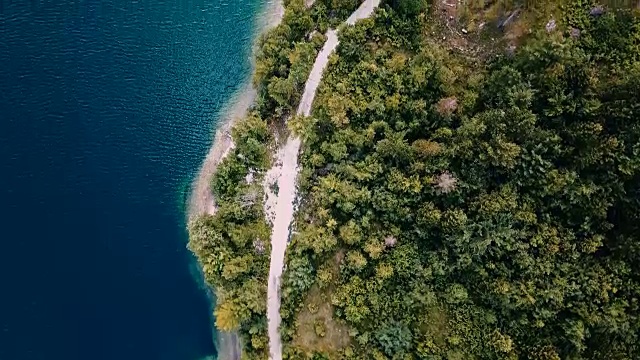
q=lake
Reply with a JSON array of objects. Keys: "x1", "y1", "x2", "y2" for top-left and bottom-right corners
[{"x1": 0, "y1": 0, "x2": 262, "y2": 359}]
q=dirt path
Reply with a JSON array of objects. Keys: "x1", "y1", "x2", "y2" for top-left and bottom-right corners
[{"x1": 265, "y1": 1, "x2": 380, "y2": 359}]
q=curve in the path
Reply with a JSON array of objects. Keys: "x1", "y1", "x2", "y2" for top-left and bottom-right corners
[{"x1": 266, "y1": 1, "x2": 380, "y2": 359}]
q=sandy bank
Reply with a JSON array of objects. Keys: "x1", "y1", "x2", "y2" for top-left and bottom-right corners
[
  {"x1": 188, "y1": 85, "x2": 248, "y2": 218},
  {"x1": 187, "y1": 2, "x2": 284, "y2": 360},
  {"x1": 188, "y1": 0, "x2": 284, "y2": 220}
]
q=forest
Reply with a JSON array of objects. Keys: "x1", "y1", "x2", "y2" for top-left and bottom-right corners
[{"x1": 190, "y1": 0, "x2": 640, "y2": 359}]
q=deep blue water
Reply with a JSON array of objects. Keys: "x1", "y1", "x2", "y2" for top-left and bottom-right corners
[{"x1": 0, "y1": 1, "x2": 262, "y2": 359}]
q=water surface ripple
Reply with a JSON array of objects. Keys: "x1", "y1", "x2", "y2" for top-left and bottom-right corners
[{"x1": 0, "y1": 1, "x2": 260, "y2": 359}]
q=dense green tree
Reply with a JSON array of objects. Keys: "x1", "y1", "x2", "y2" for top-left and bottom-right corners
[
  {"x1": 280, "y1": 3, "x2": 640, "y2": 359},
  {"x1": 192, "y1": 1, "x2": 640, "y2": 359}
]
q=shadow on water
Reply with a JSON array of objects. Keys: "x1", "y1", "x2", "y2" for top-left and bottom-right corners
[{"x1": 179, "y1": 166, "x2": 220, "y2": 358}]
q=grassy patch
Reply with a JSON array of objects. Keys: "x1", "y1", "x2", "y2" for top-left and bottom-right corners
[{"x1": 293, "y1": 284, "x2": 351, "y2": 356}]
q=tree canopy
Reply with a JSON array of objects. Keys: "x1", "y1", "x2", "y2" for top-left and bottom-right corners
[
  {"x1": 190, "y1": 0, "x2": 640, "y2": 359},
  {"x1": 280, "y1": 1, "x2": 640, "y2": 359}
]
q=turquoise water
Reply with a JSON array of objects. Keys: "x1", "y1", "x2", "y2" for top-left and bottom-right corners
[{"x1": 0, "y1": 0, "x2": 262, "y2": 359}]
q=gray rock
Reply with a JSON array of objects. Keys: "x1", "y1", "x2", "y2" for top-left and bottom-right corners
[
  {"x1": 590, "y1": 5, "x2": 605, "y2": 16},
  {"x1": 546, "y1": 19, "x2": 557, "y2": 33},
  {"x1": 570, "y1": 27, "x2": 581, "y2": 39},
  {"x1": 384, "y1": 235, "x2": 397, "y2": 248},
  {"x1": 434, "y1": 171, "x2": 458, "y2": 194},
  {"x1": 437, "y1": 97, "x2": 458, "y2": 115},
  {"x1": 253, "y1": 239, "x2": 265, "y2": 254}
]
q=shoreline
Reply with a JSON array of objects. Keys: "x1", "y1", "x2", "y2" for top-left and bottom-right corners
[
  {"x1": 187, "y1": 1, "x2": 285, "y2": 360},
  {"x1": 188, "y1": 0, "x2": 284, "y2": 220}
]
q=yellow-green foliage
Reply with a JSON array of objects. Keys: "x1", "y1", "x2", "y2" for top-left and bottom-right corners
[{"x1": 279, "y1": 1, "x2": 640, "y2": 359}]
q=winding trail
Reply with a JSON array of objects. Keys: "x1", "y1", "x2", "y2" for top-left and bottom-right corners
[{"x1": 266, "y1": 1, "x2": 380, "y2": 359}]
